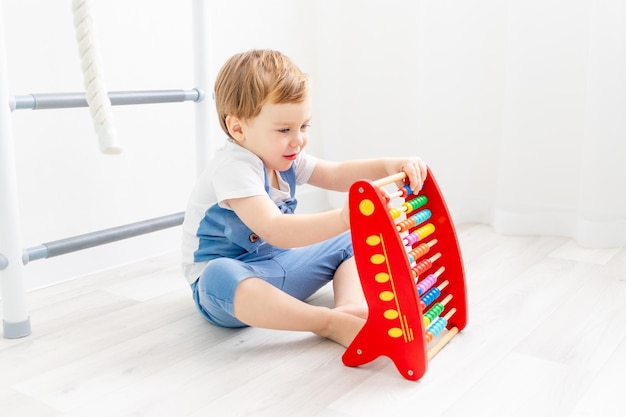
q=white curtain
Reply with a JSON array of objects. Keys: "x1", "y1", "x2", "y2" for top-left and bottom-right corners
[{"x1": 313, "y1": 0, "x2": 626, "y2": 248}]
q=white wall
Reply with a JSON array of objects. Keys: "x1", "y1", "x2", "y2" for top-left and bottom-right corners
[
  {"x1": 2, "y1": 0, "x2": 327, "y2": 292},
  {"x1": 312, "y1": 0, "x2": 626, "y2": 248},
  {"x1": 2, "y1": 0, "x2": 625, "y2": 295},
  {"x1": 3, "y1": 0, "x2": 194, "y2": 291}
]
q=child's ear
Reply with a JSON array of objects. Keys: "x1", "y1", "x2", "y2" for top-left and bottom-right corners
[{"x1": 226, "y1": 115, "x2": 245, "y2": 142}]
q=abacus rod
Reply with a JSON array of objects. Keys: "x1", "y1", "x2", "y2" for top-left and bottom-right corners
[
  {"x1": 440, "y1": 294, "x2": 453, "y2": 306},
  {"x1": 403, "y1": 225, "x2": 436, "y2": 246},
  {"x1": 411, "y1": 252, "x2": 441, "y2": 267},
  {"x1": 427, "y1": 326, "x2": 459, "y2": 361},
  {"x1": 425, "y1": 308, "x2": 457, "y2": 343},
  {"x1": 387, "y1": 190, "x2": 404, "y2": 200},
  {"x1": 426, "y1": 308, "x2": 457, "y2": 333},
  {"x1": 408, "y1": 239, "x2": 438, "y2": 251},
  {"x1": 420, "y1": 281, "x2": 450, "y2": 309},
  {"x1": 416, "y1": 266, "x2": 443, "y2": 285},
  {"x1": 397, "y1": 197, "x2": 428, "y2": 213},
  {"x1": 406, "y1": 239, "x2": 438, "y2": 259},
  {"x1": 416, "y1": 267, "x2": 445, "y2": 294},
  {"x1": 372, "y1": 172, "x2": 406, "y2": 187},
  {"x1": 429, "y1": 253, "x2": 442, "y2": 263},
  {"x1": 442, "y1": 307, "x2": 457, "y2": 321}
]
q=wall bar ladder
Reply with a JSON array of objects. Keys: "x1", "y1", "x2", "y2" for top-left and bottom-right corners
[
  {"x1": 10, "y1": 89, "x2": 203, "y2": 111},
  {"x1": 0, "y1": 3, "x2": 31, "y2": 338},
  {"x1": 21, "y1": 212, "x2": 184, "y2": 264},
  {"x1": 0, "y1": 0, "x2": 213, "y2": 338}
]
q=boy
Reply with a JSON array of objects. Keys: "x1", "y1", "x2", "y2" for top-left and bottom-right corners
[{"x1": 182, "y1": 49, "x2": 427, "y2": 347}]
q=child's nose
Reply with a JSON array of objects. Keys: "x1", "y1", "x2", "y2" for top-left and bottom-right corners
[{"x1": 291, "y1": 131, "x2": 304, "y2": 147}]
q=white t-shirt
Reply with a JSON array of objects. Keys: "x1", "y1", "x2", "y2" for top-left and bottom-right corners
[{"x1": 181, "y1": 140, "x2": 317, "y2": 283}]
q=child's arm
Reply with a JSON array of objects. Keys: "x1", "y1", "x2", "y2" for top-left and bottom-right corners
[
  {"x1": 226, "y1": 194, "x2": 349, "y2": 248},
  {"x1": 308, "y1": 157, "x2": 427, "y2": 193},
  {"x1": 226, "y1": 156, "x2": 427, "y2": 249}
]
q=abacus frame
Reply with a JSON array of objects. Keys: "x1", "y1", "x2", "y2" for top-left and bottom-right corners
[{"x1": 342, "y1": 168, "x2": 468, "y2": 381}]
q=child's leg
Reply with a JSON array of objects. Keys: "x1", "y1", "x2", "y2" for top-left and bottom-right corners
[
  {"x1": 332, "y1": 257, "x2": 368, "y2": 319},
  {"x1": 233, "y1": 277, "x2": 365, "y2": 347}
]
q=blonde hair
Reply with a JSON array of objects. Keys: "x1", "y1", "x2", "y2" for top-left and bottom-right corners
[{"x1": 214, "y1": 49, "x2": 309, "y2": 138}]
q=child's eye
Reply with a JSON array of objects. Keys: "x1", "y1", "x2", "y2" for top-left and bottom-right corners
[
  {"x1": 278, "y1": 128, "x2": 290, "y2": 133},
  {"x1": 301, "y1": 124, "x2": 311, "y2": 131}
]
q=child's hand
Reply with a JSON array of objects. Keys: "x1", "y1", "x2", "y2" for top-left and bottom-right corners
[{"x1": 399, "y1": 158, "x2": 428, "y2": 193}]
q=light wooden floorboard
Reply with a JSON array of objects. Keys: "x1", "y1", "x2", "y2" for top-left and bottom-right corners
[{"x1": 1, "y1": 224, "x2": 625, "y2": 417}]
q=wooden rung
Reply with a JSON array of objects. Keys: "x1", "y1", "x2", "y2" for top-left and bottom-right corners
[
  {"x1": 427, "y1": 326, "x2": 459, "y2": 361},
  {"x1": 372, "y1": 172, "x2": 406, "y2": 187}
]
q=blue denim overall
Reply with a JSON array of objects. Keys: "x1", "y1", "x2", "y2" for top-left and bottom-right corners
[{"x1": 191, "y1": 165, "x2": 353, "y2": 328}]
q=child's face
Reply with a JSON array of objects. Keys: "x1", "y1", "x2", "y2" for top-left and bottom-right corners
[{"x1": 237, "y1": 97, "x2": 311, "y2": 172}]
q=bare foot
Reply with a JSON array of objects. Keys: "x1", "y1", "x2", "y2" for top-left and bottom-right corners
[{"x1": 314, "y1": 309, "x2": 366, "y2": 348}]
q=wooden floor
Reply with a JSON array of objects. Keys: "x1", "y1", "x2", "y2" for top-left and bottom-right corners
[{"x1": 1, "y1": 223, "x2": 625, "y2": 417}]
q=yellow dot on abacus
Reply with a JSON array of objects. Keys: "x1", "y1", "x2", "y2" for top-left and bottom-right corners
[
  {"x1": 379, "y1": 291, "x2": 394, "y2": 301},
  {"x1": 388, "y1": 328, "x2": 403, "y2": 338},
  {"x1": 366, "y1": 235, "x2": 381, "y2": 246},
  {"x1": 384, "y1": 309, "x2": 399, "y2": 320},
  {"x1": 370, "y1": 254, "x2": 385, "y2": 265},
  {"x1": 359, "y1": 199, "x2": 375, "y2": 216},
  {"x1": 375, "y1": 272, "x2": 389, "y2": 283}
]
